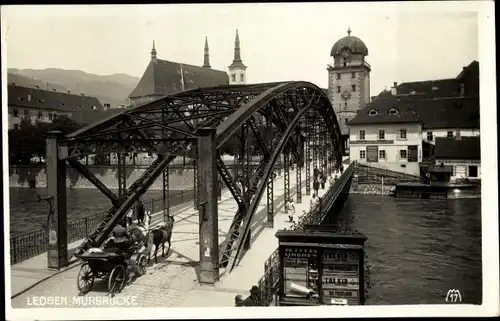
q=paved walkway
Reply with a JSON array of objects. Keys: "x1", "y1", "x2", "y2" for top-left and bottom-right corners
[{"x1": 10, "y1": 166, "x2": 325, "y2": 308}]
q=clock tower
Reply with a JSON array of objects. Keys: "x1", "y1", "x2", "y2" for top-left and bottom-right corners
[{"x1": 327, "y1": 27, "x2": 370, "y2": 140}]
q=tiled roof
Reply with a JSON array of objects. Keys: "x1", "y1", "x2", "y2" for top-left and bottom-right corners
[
  {"x1": 129, "y1": 59, "x2": 229, "y2": 98},
  {"x1": 413, "y1": 97, "x2": 479, "y2": 129},
  {"x1": 435, "y1": 137, "x2": 480, "y2": 160},
  {"x1": 392, "y1": 78, "x2": 461, "y2": 98},
  {"x1": 8, "y1": 85, "x2": 107, "y2": 124},
  {"x1": 8, "y1": 85, "x2": 104, "y2": 112},
  {"x1": 349, "y1": 99, "x2": 421, "y2": 125},
  {"x1": 351, "y1": 96, "x2": 479, "y2": 129}
]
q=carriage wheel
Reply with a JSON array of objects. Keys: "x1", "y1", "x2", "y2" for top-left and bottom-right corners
[
  {"x1": 108, "y1": 265, "x2": 126, "y2": 296},
  {"x1": 77, "y1": 263, "x2": 95, "y2": 294},
  {"x1": 137, "y1": 255, "x2": 148, "y2": 276}
]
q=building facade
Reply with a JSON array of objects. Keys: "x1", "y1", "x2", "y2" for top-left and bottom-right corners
[
  {"x1": 349, "y1": 60, "x2": 480, "y2": 178},
  {"x1": 349, "y1": 104, "x2": 423, "y2": 176},
  {"x1": 128, "y1": 30, "x2": 246, "y2": 106},
  {"x1": 7, "y1": 85, "x2": 105, "y2": 129},
  {"x1": 327, "y1": 28, "x2": 371, "y2": 149},
  {"x1": 434, "y1": 137, "x2": 481, "y2": 181}
]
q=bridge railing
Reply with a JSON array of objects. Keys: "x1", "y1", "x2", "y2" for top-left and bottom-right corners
[
  {"x1": 9, "y1": 189, "x2": 192, "y2": 265},
  {"x1": 256, "y1": 161, "x2": 356, "y2": 306}
]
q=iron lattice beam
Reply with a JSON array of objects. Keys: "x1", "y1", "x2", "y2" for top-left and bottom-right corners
[{"x1": 61, "y1": 81, "x2": 344, "y2": 274}]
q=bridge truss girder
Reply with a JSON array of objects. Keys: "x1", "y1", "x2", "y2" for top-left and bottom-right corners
[{"x1": 46, "y1": 81, "x2": 343, "y2": 282}]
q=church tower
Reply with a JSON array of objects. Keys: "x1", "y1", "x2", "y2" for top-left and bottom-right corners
[
  {"x1": 327, "y1": 28, "x2": 370, "y2": 136},
  {"x1": 202, "y1": 36, "x2": 211, "y2": 68},
  {"x1": 228, "y1": 29, "x2": 247, "y2": 84}
]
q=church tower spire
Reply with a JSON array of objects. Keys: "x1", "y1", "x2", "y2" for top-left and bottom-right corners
[
  {"x1": 233, "y1": 29, "x2": 242, "y2": 63},
  {"x1": 151, "y1": 40, "x2": 157, "y2": 60},
  {"x1": 228, "y1": 29, "x2": 247, "y2": 85},
  {"x1": 203, "y1": 36, "x2": 211, "y2": 68}
]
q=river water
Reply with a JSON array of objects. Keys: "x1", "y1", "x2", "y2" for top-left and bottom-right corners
[{"x1": 332, "y1": 194, "x2": 482, "y2": 305}]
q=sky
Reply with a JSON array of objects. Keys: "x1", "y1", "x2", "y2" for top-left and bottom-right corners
[{"x1": 1, "y1": 2, "x2": 484, "y2": 96}]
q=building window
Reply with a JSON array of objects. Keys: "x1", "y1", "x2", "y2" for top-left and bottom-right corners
[
  {"x1": 368, "y1": 109, "x2": 378, "y2": 116},
  {"x1": 344, "y1": 102, "x2": 348, "y2": 109},
  {"x1": 399, "y1": 129, "x2": 407, "y2": 140},
  {"x1": 14, "y1": 124, "x2": 19, "y2": 130},
  {"x1": 389, "y1": 108, "x2": 399, "y2": 115},
  {"x1": 427, "y1": 131, "x2": 433, "y2": 141},
  {"x1": 351, "y1": 72, "x2": 355, "y2": 78},
  {"x1": 379, "y1": 150, "x2": 386, "y2": 160},
  {"x1": 378, "y1": 129, "x2": 385, "y2": 140},
  {"x1": 352, "y1": 85, "x2": 356, "y2": 92},
  {"x1": 37, "y1": 111, "x2": 43, "y2": 118},
  {"x1": 240, "y1": 74, "x2": 244, "y2": 82},
  {"x1": 24, "y1": 109, "x2": 30, "y2": 117},
  {"x1": 48, "y1": 113, "x2": 53, "y2": 120},
  {"x1": 358, "y1": 130, "x2": 365, "y2": 140},
  {"x1": 452, "y1": 166, "x2": 456, "y2": 176},
  {"x1": 343, "y1": 60, "x2": 347, "y2": 67},
  {"x1": 468, "y1": 165, "x2": 478, "y2": 178},
  {"x1": 447, "y1": 131, "x2": 454, "y2": 138},
  {"x1": 345, "y1": 118, "x2": 348, "y2": 124},
  {"x1": 359, "y1": 150, "x2": 366, "y2": 159},
  {"x1": 336, "y1": 73, "x2": 341, "y2": 80},
  {"x1": 231, "y1": 74, "x2": 236, "y2": 82},
  {"x1": 13, "y1": 109, "x2": 19, "y2": 117},
  {"x1": 400, "y1": 149, "x2": 407, "y2": 160},
  {"x1": 337, "y1": 86, "x2": 341, "y2": 93}
]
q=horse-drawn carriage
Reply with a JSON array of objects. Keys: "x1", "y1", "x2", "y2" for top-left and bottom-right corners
[
  {"x1": 76, "y1": 207, "x2": 175, "y2": 297},
  {"x1": 76, "y1": 232, "x2": 150, "y2": 296}
]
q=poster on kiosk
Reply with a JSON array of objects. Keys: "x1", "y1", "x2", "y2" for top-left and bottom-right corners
[{"x1": 276, "y1": 226, "x2": 367, "y2": 306}]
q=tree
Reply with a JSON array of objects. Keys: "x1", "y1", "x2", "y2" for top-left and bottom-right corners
[{"x1": 8, "y1": 115, "x2": 84, "y2": 164}]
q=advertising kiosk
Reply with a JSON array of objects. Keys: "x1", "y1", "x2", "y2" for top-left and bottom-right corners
[{"x1": 275, "y1": 225, "x2": 367, "y2": 306}]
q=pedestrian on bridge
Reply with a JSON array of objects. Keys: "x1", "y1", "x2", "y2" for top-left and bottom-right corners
[
  {"x1": 313, "y1": 179, "x2": 320, "y2": 196},
  {"x1": 320, "y1": 172, "x2": 326, "y2": 189},
  {"x1": 310, "y1": 193, "x2": 319, "y2": 210},
  {"x1": 287, "y1": 199, "x2": 296, "y2": 223}
]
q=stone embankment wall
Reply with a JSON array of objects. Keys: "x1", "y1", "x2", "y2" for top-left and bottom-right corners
[
  {"x1": 350, "y1": 163, "x2": 422, "y2": 196},
  {"x1": 9, "y1": 162, "x2": 266, "y2": 190},
  {"x1": 9, "y1": 165, "x2": 202, "y2": 190}
]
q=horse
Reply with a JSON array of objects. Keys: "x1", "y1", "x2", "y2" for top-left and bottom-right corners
[
  {"x1": 148, "y1": 215, "x2": 175, "y2": 264},
  {"x1": 128, "y1": 210, "x2": 153, "y2": 254}
]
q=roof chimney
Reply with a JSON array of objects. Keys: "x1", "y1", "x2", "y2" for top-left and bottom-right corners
[
  {"x1": 67, "y1": 89, "x2": 71, "y2": 94},
  {"x1": 81, "y1": 93, "x2": 84, "y2": 96},
  {"x1": 11, "y1": 82, "x2": 15, "y2": 86},
  {"x1": 35, "y1": 85, "x2": 39, "y2": 89},
  {"x1": 391, "y1": 82, "x2": 397, "y2": 96},
  {"x1": 370, "y1": 96, "x2": 376, "y2": 102}
]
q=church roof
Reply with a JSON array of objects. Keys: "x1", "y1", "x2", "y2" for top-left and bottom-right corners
[{"x1": 129, "y1": 58, "x2": 229, "y2": 99}]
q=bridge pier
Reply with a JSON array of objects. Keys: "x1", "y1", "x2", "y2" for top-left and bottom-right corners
[
  {"x1": 45, "y1": 131, "x2": 69, "y2": 269},
  {"x1": 196, "y1": 128, "x2": 219, "y2": 284}
]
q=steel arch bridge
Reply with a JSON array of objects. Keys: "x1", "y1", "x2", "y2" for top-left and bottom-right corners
[{"x1": 45, "y1": 81, "x2": 344, "y2": 283}]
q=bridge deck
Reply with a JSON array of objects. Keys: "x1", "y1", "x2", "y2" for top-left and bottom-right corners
[{"x1": 10, "y1": 163, "x2": 352, "y2": 308}]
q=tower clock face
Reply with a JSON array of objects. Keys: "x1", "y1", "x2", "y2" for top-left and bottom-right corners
[
  {"x1": 341, "y1": 48, "x2": 351, "y2": 58},
  {"x1": 341, "y1": 90, "x2": 352, "y2": 100}
]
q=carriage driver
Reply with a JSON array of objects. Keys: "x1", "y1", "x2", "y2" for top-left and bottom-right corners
[{"x1": 103, "y1": 224, "x2": 133, "y2": 252}]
